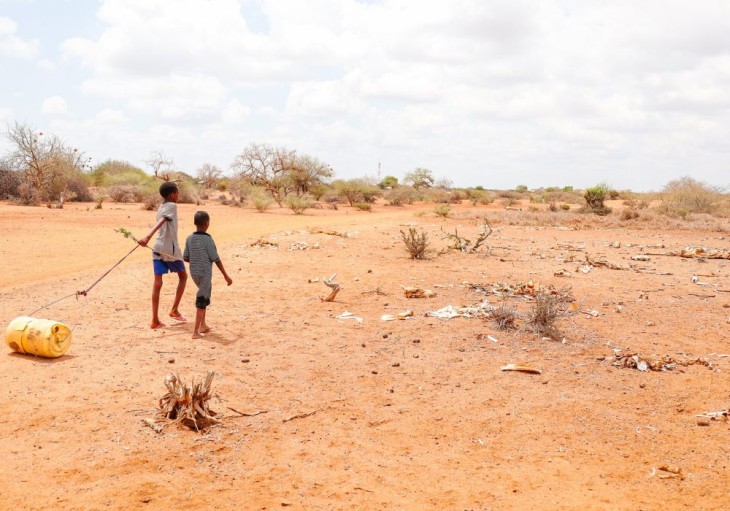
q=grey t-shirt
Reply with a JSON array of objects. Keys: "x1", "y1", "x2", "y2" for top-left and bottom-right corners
[{"x1": 153, "y1": 201, "x2": 183, "y2": 261}]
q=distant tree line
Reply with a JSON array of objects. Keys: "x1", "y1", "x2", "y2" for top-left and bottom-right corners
[{"x1": 1, "y1": 121, "x2": 726, "y2": 217}]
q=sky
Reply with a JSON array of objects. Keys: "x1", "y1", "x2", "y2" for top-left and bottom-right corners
[{"x1": 1, "y1": 0, "x2": 729, "y2": 191}]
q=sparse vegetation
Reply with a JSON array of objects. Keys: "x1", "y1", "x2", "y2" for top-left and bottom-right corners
[
  {"x1": 252, "y1": 190, "x2": 274, "y2": 212},
  {"x1": 524, "y1": 290, "x2": 568, "y2": 340},
  {"x1": 491, "y1": 302, "x2": 518, "y2": 330},
  {"x1": 400, "y1": 227, "x2": 429, "y2": 259},
  {"x1": 433, "y1": 204, "x2": 451, "y2": 217},
  {"x1": 659, "y1": 176, "x2": 723, "y2": 216}
]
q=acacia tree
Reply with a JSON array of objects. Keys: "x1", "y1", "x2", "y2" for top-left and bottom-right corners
[
  {"x1": 4, "y1": 121, "x2": 90, "y2": 206},
  {"x1": 404, "y1": 167, "x2": 435, "y2": 190},
  {"x1": 288, "y1": 154, "x2": 333, "y2": 196}
]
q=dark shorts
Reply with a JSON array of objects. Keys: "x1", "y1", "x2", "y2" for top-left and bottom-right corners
[
  {"x1": 192, "y1": 274, "x2": 212, "y2": 309},
  {"x1": 153, "y1": 258, "x2": 186, "y2": 275}
]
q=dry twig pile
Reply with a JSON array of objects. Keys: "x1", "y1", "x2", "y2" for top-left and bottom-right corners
[{"x1": 158, "y1": 371, "x2": 220, "y2": 431}]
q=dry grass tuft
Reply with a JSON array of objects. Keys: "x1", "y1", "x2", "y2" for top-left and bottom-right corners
[
  {"x1": 524, "y1": 291, "x2": 570, "y2": 340},
  {"x1": 491, "y1": 301, "x2": 519, "y2": 330}
]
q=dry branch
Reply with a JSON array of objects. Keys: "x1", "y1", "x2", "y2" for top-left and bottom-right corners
[
  {"x1": 283, "y1": 410, "x2": 318, "y2": 422},
  {"x1": 441, "y1": 217, "x2": 492, "y2": 253},
  {"x1": 227, "y1": 407, "x2": 269, "y2": 418}
]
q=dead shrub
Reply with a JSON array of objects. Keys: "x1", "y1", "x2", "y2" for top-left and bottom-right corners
[
  {"x1": 108, "y1": 184, "x2": 139, "y2": 203},
  {"x1": 0, "y1": 169, "x2": 21, "y2": 199},
  {"x1": 354, "y1": 202, "x2": 372, "y2": 211},
  {"x1": 620, "y1": 208, "x2": 640, "y2": 221},
  {"x1": 142, "y1": 190, "x2": 161, "y2": 210},
  {"x1": 524, "y1": 290, "x2": 569, "y2": 340},
  {"x1": 491, "y1": 302, "x2": 519, "y2": 330},
  {"x1": 400, "y1": 227, "x2": 429, "y2": 259},
  {"x1": 660, "y1": 176, "x2": 722, "y2": 216}
]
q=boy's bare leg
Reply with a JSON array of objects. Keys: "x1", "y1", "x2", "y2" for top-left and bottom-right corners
[
  {"x1": 170, "y1": 270, "x2": 187, "y2": 318},
  {"x1": 151, "y1": 274, "x2": 164, "y2": 328},
  {"x1": 193, "y1": 307, "x2": 205, "y2": 338},
  {"x1": 200, "y1": 308, "x2": 210, "y2": 333}
]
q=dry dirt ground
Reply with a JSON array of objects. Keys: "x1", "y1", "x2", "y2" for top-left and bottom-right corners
[{"x1": 0, "y1": 200, "x2": 728, "y2": 510}]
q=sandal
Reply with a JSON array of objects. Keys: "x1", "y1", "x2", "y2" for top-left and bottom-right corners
[
  {"x1": 150, "y1": 322, "x2": 166, "y2": 330},
  {"x1": 169, "y1": 311, "x2": 187, "y2": 322}
]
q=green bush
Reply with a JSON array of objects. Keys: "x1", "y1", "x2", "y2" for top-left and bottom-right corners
[
  {"x1": 252, "y1": 192, "x2": 273, "y2": 212},
  {"x1": 584, "y1": 183, "x2": 612, "y2": 215},
  {"x1": 434, "y1": 204, "x2": 451, "y2": 217},
  {"x1": 285, "y1": 195, "x2": 314, "y2": 215}
]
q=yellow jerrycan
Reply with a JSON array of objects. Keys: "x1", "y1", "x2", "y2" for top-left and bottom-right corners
[{"x1": 5, "y1": 316, "x2": 73, "y2": 358}]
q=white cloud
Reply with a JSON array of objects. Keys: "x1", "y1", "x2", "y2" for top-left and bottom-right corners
[
  {"x1": 221, "y1": 99, "x2": 251, "y2": 124},
  {"x1": 41, "y1": 96, "x2": 69, "y2": 116},
  {"x1": 95, "y1": 108, "x2": 128, "y2": 124},
  {"x1": 0, "y1": 16, "x2": 39, "y2": 58},
  {"x1": 2, "y1": 0, "x2": 728, "y2": 189}
]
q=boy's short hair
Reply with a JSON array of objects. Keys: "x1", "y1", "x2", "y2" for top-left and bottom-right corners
[
  {"x1": 194, "y1": 210, "x2": 210, "y2": 227},
  {"x1": 159, "y1": 182, "x2": 179, "y2": 199}
]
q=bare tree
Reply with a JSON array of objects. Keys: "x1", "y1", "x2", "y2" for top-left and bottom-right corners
[
  {"x1": 4, "y1": 121, "x2": 90, "y2": 206},
  {"x1": 196, "y1": 163, "x2": 223, "y2": 189},
  {"x1": 230, "y1": 143, "x2": 297, "y2": 206},
  {"x1": 146, "y1": 151, "x2": 176, "y2": 181}
]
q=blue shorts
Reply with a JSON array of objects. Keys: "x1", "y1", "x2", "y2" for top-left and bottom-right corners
[{"x1": 153, "y1": 259, "x2": 186, "y2": 275}]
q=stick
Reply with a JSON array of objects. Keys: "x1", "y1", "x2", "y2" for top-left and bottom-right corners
[
  {"x1": 283, "y1": 410, "x2": 318, "y2": 422},
  {"x1": 227, "y1": 407, "x2": 269, "y2": 418}
]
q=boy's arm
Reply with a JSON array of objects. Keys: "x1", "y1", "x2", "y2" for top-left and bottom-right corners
[
  {"x1": 215, "y1": 260, "x2": 233, "y2": 286},
  {"x1": 138, "y1": 217, "x2": 167, "y2": 247}
]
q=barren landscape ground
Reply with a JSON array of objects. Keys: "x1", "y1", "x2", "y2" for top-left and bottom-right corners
[{"x1": 0, "y1": 200, "x2": 728, "y2": 510}]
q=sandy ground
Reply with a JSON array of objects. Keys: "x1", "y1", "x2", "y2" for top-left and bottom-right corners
[{"x1": 0, "y1": 200, "x2": 728, "y2": 510}]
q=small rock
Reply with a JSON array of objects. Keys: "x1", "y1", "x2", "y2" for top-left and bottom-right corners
[
  {"x1": 383, "y1": 334, "x2": 389, "y2": 339},
  {"x1": 371, "y1": 370, "x2": 378, "y2": 375},
  {"x1": 646, "y1": 321, "x2": 656, "y2": 327},
  {"x1": 392, "y1": 362, "x2": 400, "y2": 367},
  {"x1": 242, "y1": 359, "x2": 250, "y2": 363},
  {"x1": 168, "y1": 358, "x2": 175, "y2": 364},
  {"x1": 697, "y1": 416, "x2": 711, "y2": 427},
  {"x1": 412, "y1": 339, "x2": 420, "y2": 344}
]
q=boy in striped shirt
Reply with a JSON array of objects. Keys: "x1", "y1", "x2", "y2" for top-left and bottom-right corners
[{"x1": 183, "y1": 211, "x2": 233, "y2": 339}]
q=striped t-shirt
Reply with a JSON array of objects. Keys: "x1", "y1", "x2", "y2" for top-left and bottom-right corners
[{"x1": 183, "y1": 232, "x2": 220, "y2": 277}]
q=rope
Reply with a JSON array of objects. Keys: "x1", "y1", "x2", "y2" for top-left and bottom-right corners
[
  {"x1": 76, "y1": 243, "x2": 140, "y2": 297},
  {"x1": 28, "y1": 292, "x2": 80, "y2": 317},
  {"x1": 25, "y1": 228, "x2": 178, "y2": 316}
]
